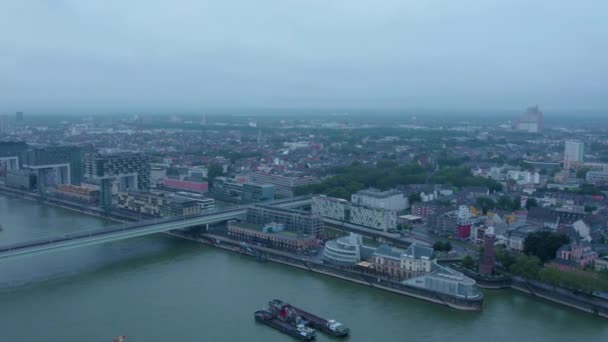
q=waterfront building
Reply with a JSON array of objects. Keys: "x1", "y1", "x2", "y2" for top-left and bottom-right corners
[
  {"x1": 24, "y1": 145, "x2": 83, "y2": 189},
  {"x1": 85, "y1": 152, "x2": 150, "y2": 208},
  {"x1": 211, "y1": 176, "x2": 274, "y2": 203},
  {"x1": 246, "y1": 205, "x2": 323, "y2": 237},
  {"x1": 5, "y1": 169, "x2": 36, "y2": 190},
  {"x1": 478, "y1": 226, "x2": 496, "y2": 275},
  {"x1": 371, "y1": 243, "x2": 434, "y2": 279},
  {"x1": 513, "y1": 106, "x2": 543, "y2": 133},
  {"x1": 50, "y1": 184, "x2": 99, "y2": 204},
  {"x1": 351, "y1": 188, "x2": 408, "y2": 211},
  {"x1": 0, "y1": 141, "x2": 28, "y2": 173},
  {"x1": 402, "y1": 263, "x2": 480, "y2": 299},
  {"x1": 227, "y1": 221, "x2": 318, "y2": 252},
  {"x1": 312, "y1": 195, "x2": 397, "y2": 232},
  {"x1": 249, "y1": 171, "x2": 319, "y2": 198},
  {"x1": 116, "y1": 191, "x2": 200, "y2": 218},
  {"x1": 564, "y1": 140, "x2": 584, "y2": 167},
  {"x1": 322, "y1": 233, "x2": 375, "y2": 266},
  {"x1": 555, "y1": 241, "x2": 598, "y2": 268}
]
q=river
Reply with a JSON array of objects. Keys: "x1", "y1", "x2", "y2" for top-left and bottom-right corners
[{"x1": 0, "y1": 195, "x2": 606, "y2": 342}]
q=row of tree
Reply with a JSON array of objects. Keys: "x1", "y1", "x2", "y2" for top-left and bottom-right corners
[{"x1": 295, "y1": 162, "x2": 502, "y2": 199}]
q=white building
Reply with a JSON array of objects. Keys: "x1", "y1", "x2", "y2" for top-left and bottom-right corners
[
  {"x1": 506, "y1": 170, "x2": 540, "y2": 185},
  {"x1": 312, "y1": 195, "x2": 397, "y2": 232},
  {"x1": 564, "y1": 140, "x2": 584, "y2": 166},
  {"x1": 351, "y1": 188, "x2": 408, "y2": 211}
]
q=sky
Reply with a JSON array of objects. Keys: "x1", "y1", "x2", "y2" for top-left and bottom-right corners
[{"x1": 0, "y1": 1, "x2": 607, "y2": 114}]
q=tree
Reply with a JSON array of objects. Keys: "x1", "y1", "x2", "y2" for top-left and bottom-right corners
[
  {"x1": 476, "y1": 196, "x2": 496, "y2": 214},
  {"x1": 509, "y1": 255, "x2": 541, "y2": 279},
  {"x1": 433, "y1": 241, "x2": 452, "y2": 252},
  {"x1": 462, "y1": 255, "x2": 475, "y2": 270},
  {"x1": 207, "y1": 164, "x2": 224, "y2": 183},
  {"x1": 495, "y1": 246, "x2": 516, "y2": 269},
  {"x1": 525, "y1": 198, "x2": 538, "y2": 210},
  {"x1": 523, "y1": 231, "x2": 570, "y2": 263}
]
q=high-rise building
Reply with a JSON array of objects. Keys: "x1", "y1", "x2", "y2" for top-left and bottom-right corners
[
  {"x1": 0, "y1": 141, "x2": 28, "y2": 173},
  {"x1": 25, "y1": 145, "x2": 83, "y2": 186},
  {"x1": 0, "y1": 115, "x2": 11, "y2": 134},
  {"x1": 514, "y1": 106, "x2": 543, "y2": 133},
  {"x1": 15, "y1": 111, "x2": 23, "y2": 123},
  {"x1": 85, "y1": 152, "x2": 150, "y2": 208},
  {"x1": 564, "y1": 140, "x2": 584, "y2": 166}
]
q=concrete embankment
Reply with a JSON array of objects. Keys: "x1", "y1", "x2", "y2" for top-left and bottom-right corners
[{"x1": 166, "y1": 231, "x2": 483, "y2": 312}]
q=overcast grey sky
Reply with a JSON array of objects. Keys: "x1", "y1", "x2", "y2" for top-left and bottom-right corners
[{"x1": 1, "y1": 1, "x2": 607, "y2": 114}]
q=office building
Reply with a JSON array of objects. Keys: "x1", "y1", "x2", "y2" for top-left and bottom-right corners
[
  {"x1": 162, "y1": 178, "x2": 208, "y2": 193},
  {"x1": 249, "y1": 171, "x2": 319, "y2": 198},
  {"x1": 116, "y1": 191, "x2": 200, "y2": 218},
  {"x1": 245, "y1": 205, "x2": 323, "y2": 237},
  {"x1": 0, "y1": 115, "x2": 11, "y2": 134},
  {"x1": 211, "y1": 177, "x2": 274, "y2": 203},
  {"x1": 85, "y1": 152, "x2": 150, "y2": 208},
  {"x1": 15, "y1": 111, "x2": 23, "y2": 123},
  {"x1": 23, "y1": 145, "x2": 83, "y2": 191},
  {"x1": 50, "y1": 184, "x2": 99, "y2": 204},
  {"x1": 171, "y1": 191, "x2": 215, "y2": 213},
  {"x1": 402, "y1": 263, "x2": 480, "y2": 298},
  {"x1": 586, "y1": 171, "x2": 608, "y2": 184},
  {"x1": 5, "y1": 169, "x2": 36, "y2": 190},
  {"x1": 351, "y1": 188, "x2": 408, "y2": 211},
  {"x1": 312, "y1": 195, "x2": 397, "y2": 232},
  {"x1": 0, "y1": 141, "x2": 28, "y2": 175},
  {"x1": 564, "y1": 140, "x2": 584, "y2": 166}
]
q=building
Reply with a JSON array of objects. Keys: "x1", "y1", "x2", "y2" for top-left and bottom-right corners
[
  {"x1": 506, "y1": 170, "x2": 540, "y2": 185},
  {"x1": 556, "y1": 242, "x2": 598, "y2": 268},
  {"x1": 227, "y1": 221, "x2": 318, "y2": 252},
  {"x1": 227, "y1": 205, "x2": 322, "y2": 251},
  {"x1": 351, "y1": 188, "x2": 408, "y2": 211},
  {"x1": 5, "y1": 169, "x2": 36, "y2": 190},
  {"x1": 24, "y1": 145, "x2": 83, "y2": 189},
  {"x1": 85, "y1": 152, "x2": 150, "y2": 208},
  {"x1": 116, "y1": 191, "x2": 201, "y2": 218},
  {"x1": 246, "y1": 205, "x2": 323, "y2": 237},
  {"x1": 564, "y1": 140, "x2": 584, "y2": 167},
  {"x1": 322, "y1": 233, "x2": 375, "y2": 266},
  {"x1": 514, "y1": 106, "x2": 543, "y2": 133},
  {"x1": 162, "y1": 178, "x2": 208, "y2": 193},
  {"x1": 249, "y1": 171, "x2": 319, "y2": 198},
  {"x1": 595, "y1": 256, "x2": 608, "y2": 272},
  {"x1": 0, "y1": 141, "x2": 28, "y2": 175},
  {"x1": 211, "y1": 177, "x2": 275, "y2": 203},
  {"x1": 371, "y1": 243, "x2": 434, "y2": 279},
  {"x1": 0, "y1": 115, "x2": 11, "y2": 134},
  {"x1": 15, "y1": 111, "x2": 23, "y2": 123},
  {"x1": 50, "y1": 184, "x2": 99, "y2": 204},
  {"x1": 312, "y1": 195, "x2": 397, "y2": 232},
  {"x1": 586, "y1": 171, "x2": 608, "y2": 185},
  {"x1": 478, "y1": 227, "x2": 496, "y2": 276},
  {"x1": 171, "y1": 191, "x2": 215, "y2": 213},
  {"x1": 402, "y1": 263, "x2": 480, "y2": 299}
]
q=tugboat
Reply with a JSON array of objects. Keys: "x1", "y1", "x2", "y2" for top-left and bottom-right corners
[
  {"x1": 271, "y1": 299, "x2": 350, "y2": 337},
  {"x1": 254, "y1": 309, "x2": 315, "y2": 340}
]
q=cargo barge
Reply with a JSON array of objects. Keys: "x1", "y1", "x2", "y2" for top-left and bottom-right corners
[
  {"x1": 271, "y1": 299, "x2": 350, "y2": 337},
  {"x1": 254, "y1": 309, "x2": 316, "y2": 340}
]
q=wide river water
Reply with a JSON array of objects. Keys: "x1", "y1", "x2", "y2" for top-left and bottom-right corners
[{"x1": 0, "y1": 195, "x2": 606, "y2": 342}]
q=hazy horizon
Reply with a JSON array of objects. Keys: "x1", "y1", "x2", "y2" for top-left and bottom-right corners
[{"x1": 1, "y1": 1, "x2": 607, "y2": 114}]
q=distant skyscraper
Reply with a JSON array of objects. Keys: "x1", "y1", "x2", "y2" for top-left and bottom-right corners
[
  {"x1": 15, "y1": 111, "x2": 23, "y2": 123},
  {"x1": 564, "y1": 140, "x2": 584, "y2": 167},
  {"x1": 514, "y1": 106, "x2": 543, "y2": 133},
  {"x1": 0, "y1": 115, "x2": 10, "y2": 134}
]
